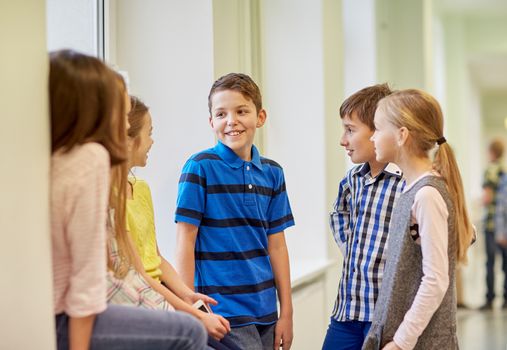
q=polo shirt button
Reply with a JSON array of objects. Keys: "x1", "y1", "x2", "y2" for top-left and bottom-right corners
[
  {"x1": 248, "y1": 184, "x2": 253, "y2": 189},
  {"x1": 246, "y1": 165, "x2": 250, "y2": 171}
]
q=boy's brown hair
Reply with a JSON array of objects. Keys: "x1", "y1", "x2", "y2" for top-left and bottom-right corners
[
  {"x1": 208, "y1": 73, "x2": 262, "y2": 114},
  {"x1": 339, "y1": 83, "x2": 393, "y2": 130}
]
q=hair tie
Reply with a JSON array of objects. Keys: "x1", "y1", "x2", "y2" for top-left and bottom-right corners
[{"x1": 436, "y1": 137, "x2": 446, "y2": 145}]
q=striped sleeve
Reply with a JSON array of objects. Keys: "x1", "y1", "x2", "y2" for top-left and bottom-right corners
[
  {"x1": 175, "y1": 159, "x2": 207, "y2": 227},
  {"x1": 266, "y1": 166, "x2": 294, "y2": 234}
]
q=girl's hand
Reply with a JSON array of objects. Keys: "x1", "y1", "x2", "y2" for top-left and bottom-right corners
[
  {"x1": 185, "y1": 292, "x2": 218, "y2": 309},
  {"x1": 200, "y1": 313, "x2": 230, "y2": 340},
  {"x1": 382, "y1": 341, "x2": 402, "y2": 350},
  {"x1": 274, "y1": 315, "x2": 293, "y2": 349}
]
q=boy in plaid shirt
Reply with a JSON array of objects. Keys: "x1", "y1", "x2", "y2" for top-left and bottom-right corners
[{"x1": 322, "y1": 84, "x2": 405, "y2": 350}]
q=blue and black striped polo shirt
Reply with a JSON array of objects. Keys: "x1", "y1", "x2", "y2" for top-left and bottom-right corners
[{"x1": 175, "y1": 141, "x2": 295, "y2": 327}]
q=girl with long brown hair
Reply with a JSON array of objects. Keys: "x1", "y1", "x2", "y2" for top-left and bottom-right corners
[{"x1": 50, "y1": 50, "x2": 207, "y2": 350}]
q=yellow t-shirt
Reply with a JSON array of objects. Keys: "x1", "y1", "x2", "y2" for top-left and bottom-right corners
[{"x1": 127, "y1": 179, "x2": 162, "y2": 281}]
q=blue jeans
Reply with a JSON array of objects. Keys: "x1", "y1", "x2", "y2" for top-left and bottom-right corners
[
  {"x1": 227, "y1": 323, "x2": 275, "y2": 350},
  {"x1": 55, "y1": 304, "x2": 207, "y2": 350},
  {"x1": 322, "y1": 318, "x2": 372, "y2": 350},
  {"x1": 485, "y1": 230, "x2": 507, "y2": 302},
  {"x1": 208, "y1": 335, "x2": 243, "y2": 350}
]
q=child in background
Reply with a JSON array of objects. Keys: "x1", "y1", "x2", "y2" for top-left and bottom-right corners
[
  {"x1": 175, "y1": 73, "x2": 295, "y2": 350},
  {"x1": 322, "y1": 84, "x2": 404, "y2": 350},
  {"x1": 363, "y1": 89, "x2": 474, "y2": 350},
  {"x1": 120, "y1": 95, "x2": 241, "y2": 350},
  {"x1": 482, "y1": 139, "x2": 506, "y2": 310},
  {"x1": 50, "y1": 49, "x2": 207, "y2": 350}
]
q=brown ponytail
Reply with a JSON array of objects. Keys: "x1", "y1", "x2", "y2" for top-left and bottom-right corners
[{"x1": 434, "y1": 142, "x2": 474, "y2": 263}]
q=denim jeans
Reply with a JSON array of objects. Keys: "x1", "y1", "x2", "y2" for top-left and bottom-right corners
[
  {"x1": 208, "y1": 335, "x2": 243, "y2": 350},
  {"x1": 227, "y1": 323, "x2": 275, "y2": 350},
  {"x1": 485, "y1": 231, "x2": 507, "y2": 302},
  {"x1": 322, "y1": 318, "x2": 372, "y2": 350},
  {"x1": 55, "y1": 304, "x2": 207, "y2": 350}
]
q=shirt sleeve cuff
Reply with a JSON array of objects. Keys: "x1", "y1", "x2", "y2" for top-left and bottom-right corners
[
  {"x1": 175, "y1": 215, "x2": 201, "y2": 227},
  {"x1": 394, "y1": 329, "x2": 417, "y2": 350}
]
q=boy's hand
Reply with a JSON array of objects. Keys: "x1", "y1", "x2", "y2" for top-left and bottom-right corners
[
  {"x1": 200, "y1": 313, "x2": 231, "y2": 340},
  {"x1": 274, "y1": 315, "x2": 293, "y2": 349},
  {"x1": 185, "y1": 292, "x2": 218, "y2": 309}
]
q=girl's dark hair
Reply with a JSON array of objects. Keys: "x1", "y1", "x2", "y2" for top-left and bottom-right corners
[{"x1": 49, "y1": 49, "x2": 126, "y2": 166}]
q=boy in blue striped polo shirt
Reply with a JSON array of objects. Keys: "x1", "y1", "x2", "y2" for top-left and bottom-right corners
[
  {"x1": 322, "y1": 84, "x2": 405, "y2": 350},
  {"x1": 175, "y1": 73, "x2": 295, "y2": 350}
]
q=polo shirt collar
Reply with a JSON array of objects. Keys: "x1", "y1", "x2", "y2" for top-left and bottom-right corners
[{"x1": 214, "y1": 141, "x2": 262, "y2": 169}]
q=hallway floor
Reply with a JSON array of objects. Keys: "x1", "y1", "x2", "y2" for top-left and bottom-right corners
[{"x1": 457, "y1": 231, "x2": 507, "y2": 350}]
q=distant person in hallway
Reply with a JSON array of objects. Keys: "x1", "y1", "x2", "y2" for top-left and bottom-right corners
[
  {"x1": 175, "y1": 73, "x2": 295, "y2": 350},
  {"x1": 50, "y1": 50, "x2": 207, "y2": 350},
  {"x1": 322, "y1": 84, "x2": 405, "y2": 350},
  {"x1": 483, "y1": 139, "x2": 507, "y2": 310},
  {"x1": 363, "y1": 90, "x2": 474, "y2": 350}
]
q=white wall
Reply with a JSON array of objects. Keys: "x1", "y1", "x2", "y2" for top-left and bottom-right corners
[
  {"x1": 376, "y1": 0, "x2": 426, "y2": 89},
  {"x1": 0, "y1": 1, "x2": 54, "y2": 349},
  {"x1": 262, "y1": 0, "x2": 328, "y2": 269},
  {"x1": 46, "y1": 0, "x2": 98, "y2": 56},
  {"x1": 110, "y1": 0, "x2": 215, "y2": 261},
  {"x1": 261, "y1": 1, "x2": 344, "y2": 347},
  {"x1": 343, "y1": 0, "x2": 377, "y2": 94}
]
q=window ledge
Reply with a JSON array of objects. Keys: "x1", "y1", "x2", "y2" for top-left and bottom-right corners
[{"x1": 291, "y1": 258, "x2": 337, "y2": 290}]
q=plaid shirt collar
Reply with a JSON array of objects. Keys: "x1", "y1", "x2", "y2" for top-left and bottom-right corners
[{"x1": 352, "y1": 162, "x2": 402, "y2": 180}]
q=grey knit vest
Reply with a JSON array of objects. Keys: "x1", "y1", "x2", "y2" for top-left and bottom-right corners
[{"x1": 363, "y1": 175, "x2": 458, "y2": 350}]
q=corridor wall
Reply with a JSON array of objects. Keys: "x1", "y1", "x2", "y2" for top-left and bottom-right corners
[{"x1": 1, "y1": 1, "x2": 54, "y2": 349}]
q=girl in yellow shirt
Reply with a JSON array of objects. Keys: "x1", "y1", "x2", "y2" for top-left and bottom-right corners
[{"x1": 125, "y1": 96, "x2": 241, "y2": 350}]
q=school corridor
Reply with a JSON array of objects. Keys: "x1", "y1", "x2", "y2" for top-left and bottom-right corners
[
  {"x1": 3, "y1": 0, "x2": 507, "y2": 349},
  {"x1": 457, "y1": 232, "x2": 507, "y2": 350}
]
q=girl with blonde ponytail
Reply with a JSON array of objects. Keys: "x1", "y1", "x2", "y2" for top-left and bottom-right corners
[{"x1": 363, "y1": 89, "x2": 473, "y2": 350}]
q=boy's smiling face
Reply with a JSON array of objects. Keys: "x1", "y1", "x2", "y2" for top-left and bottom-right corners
[
  {"x1": 209, "y1": 89, "x2": 266, "y2": 161},
  {"x1": 340, "y1": 112, "x2": 377, "y2": 164}
]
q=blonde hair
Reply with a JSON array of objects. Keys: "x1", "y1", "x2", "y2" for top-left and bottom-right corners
[
  {"x1": 378, "y1": 89, "x2": 473, "y2": 263},
  {"x1": 107, "y1": 74, "x2": 134, "y2": 279}
]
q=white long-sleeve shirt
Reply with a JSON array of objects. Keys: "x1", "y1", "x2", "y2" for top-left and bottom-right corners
[{"x1": 393, "y1": 173, "x2": 450, "y2": 350}]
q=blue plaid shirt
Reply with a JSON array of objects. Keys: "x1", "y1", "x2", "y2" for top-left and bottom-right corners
[{"x1": 330, "y1": 163, "x2": 404, "y2": 322}]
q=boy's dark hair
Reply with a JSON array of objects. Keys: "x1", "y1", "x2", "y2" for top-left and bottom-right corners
[
  {"x1": 339, "y1": 83, "x2": 393, "y2": 130},
  {"x1": 208, "y1": 73, "x2": 262, "y2": 114}
]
